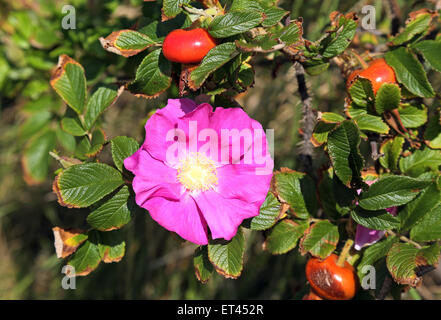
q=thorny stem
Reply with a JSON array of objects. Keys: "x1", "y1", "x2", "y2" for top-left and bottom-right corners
[
  {"x1": 387, "y1": 0, "x2": 402, "y2": 36},
  {"x1": 337, "y1": 239, "x2": 354, "y2": 267},
  {"x1": 386, "y1": 230, "x2": 422, "y2": 249},
  {"x1": 294, "y1": 62, "x2": 316, "y2": 180}
]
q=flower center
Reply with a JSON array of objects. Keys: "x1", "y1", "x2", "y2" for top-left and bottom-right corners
[{"x1": 177, "y1": 152, "x2": 218, "y2": 193}]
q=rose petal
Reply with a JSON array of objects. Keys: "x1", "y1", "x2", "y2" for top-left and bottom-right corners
[
  {"x1": 386, "y1": 206, "x2": 398, "y2": 216},
  {"x1": 216, "y1": 162, "x2": 272, "y2": 204},
  {"x1": 195, "y1": 190, "x2": 259, "y2": 241},
  {"x1": 144, "y1": 194, "x2": 209, "y2": 245},
  {"x1": 124, "y1": 148, "x2": 178, "y2": 184},
  {"x1": 208, "y1": 107, "x2": 255, "y2": 164},
  {"x1": 124, "y1": 149, "x2": 181, "y2": 202},
  {"x1": 164, "y1": 98, "x2": 198, "y2": 117},
  {"x1": 142, "y1": 100, "x2": 212, "y2": 165},
  {"x1": 354, "y1": 225, "x2": 386, "y2": 250}
]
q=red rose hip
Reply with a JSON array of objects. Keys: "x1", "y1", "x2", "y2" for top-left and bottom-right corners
[
  {"x1": 162, "y1": 28, "x2": 217, "y2": 64},
  {"x1": 305, "y1": 253, "x2": 358, "y2": 300},
  {"x1": 347, "y1": 58, "x2": 397, "y2": 95}
]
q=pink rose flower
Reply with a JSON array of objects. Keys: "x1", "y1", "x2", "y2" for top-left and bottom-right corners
[
  {"x1": 354, "y1": 179, "x2": 397, "y2": 250},
  {"x1": 124, "y1": 98, "x2": 274, "y2": 245}
]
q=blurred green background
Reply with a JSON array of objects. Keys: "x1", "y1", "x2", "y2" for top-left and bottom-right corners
[{"x1": 1, "y1": 0, "x2": 441, "y2": 299}]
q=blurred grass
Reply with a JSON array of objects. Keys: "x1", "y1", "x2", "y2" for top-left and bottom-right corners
[{"x1": 1, "y1": 0, "x2": 441, "y2": 299}]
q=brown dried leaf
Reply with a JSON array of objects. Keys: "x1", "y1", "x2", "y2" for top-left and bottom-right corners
[
  {"x1": 179, "y1": 64, "x2": 199, "y2": 95},
  {"x1": 282, "y1": 19, "x2": 306, "y2": 60},
  {"x1": 50, "y1": 55, "x2": 82, "y2": 86},
  {"x1": 53, "y1": 227, "x2": 88, "y2": 259}
]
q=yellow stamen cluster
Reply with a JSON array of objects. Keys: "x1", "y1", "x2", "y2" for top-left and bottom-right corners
[{"x1": 177, "y1": 152, "x2": 218, "y2": 192}]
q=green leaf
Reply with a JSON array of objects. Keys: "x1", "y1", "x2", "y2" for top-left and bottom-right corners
[
  {"x1": 84, "y1": 86, "x2": 119, "y2": 130},
  {"x1": 87, "y1": 186, "x2": 133, "y2": 231},
  {"x1": 379, "y1": 136, "x2": 404, "y2": 171},
  {"x1": 162, "y1": 0, "x2": 190, "y2": 19},
  {"x1": 246, "y1": 192, "x2": 281, "y2": 230},
  {"x1": 353, "y1": 114, "x2": 389, "y2": 134},
  {"x1": 327, "y1": 120, "x2": 363, "y2": 186},
  {"x1": 115, "y1": 30, "x2": 155, "y2": 50},
  {"x1": 311, "y1": 113, "x2": 344, "y2": 146},
  {"x1": 391, "y1": 13, "x2": 432, "y2": 45},
  {"x1": 237, "y1": 63, "x2": 254, "y2": 89},
  {"x1": 262, "y1": 7, "x2": 289, "y2": 27},
  {"x1": 208, "y1": 12, "x2": 263, "y2": 38},
  {"x1": 410, "y1": 204, "x2": 441, "y2": 241},
  {"x1": 321, "y1": 112, "x2": 345, "y2": 122},
  {"x1": 50, "y1": 55, "x2": 87, "y2": 114},
  {"x1": 264, "y1": 219, "x2": 308, "y2": 255},
  {"x1": 400, "y1": 182, "x2": 441, "y2": 231},
  {"x1": 413, "y1": 40, "x2": 441, "y2": 73},
  {"x1": 385, "y1": 47, "x2": 434, "y2": 98},
  {"x1": 67, "y1": 230, "x2": 126, "y2": 276},
  {"x1": 61, "y1": 117, "x2": 86, "y2": 136},
  {"x1": 67, "y1": 237, "x2": 101, "y2": 276},
  {"x1": 229, "y1": 0, "x2": 263, "y2": 12},
  {"x1": 189, "y1": 42, "x2": 238, "y2": 89},
  {"x1": 357, "y1": 236, "x2": 398, "y2": 279},
  {"x1": 96, "y1": 230, "x2": 126, "y2": 263},
  {"x1": 399, "y1": 148, "x2": 441, "y2": 177},
  {"x1": 274, "y1": 170, "x2": 314, "y2": 219},
  {"x1": 398, "y1": 104, "x2": 427, "y2": 128},
  {"x1": 312, "y1": 121, "x2": 336, "y2": 146},
  {"x1": 74, "y1": 129, "x2": 106, "y2": 159},
  {"x1": 348, "y1": 77, "x2": 374, "y2": 108},
  {"x1": 299, "y1": 220, "x2": 339, "y2": 259},
  {"x1": 127, "y1": 49, "x2": 172, "y2": 98},
  {"x1": 100, "y1": 30, "x2": 156, "y2": 57},
  {"x1": 387, "y1": 243, "x2": 440, "y2": 286},
  {"x1": 351, "y1": 207, "x2": 400, "y2": 231},
  {"x1": 236, "y1": 35, "x2": 279, "y2": 53},
  {"x1": 193, "y1": 246, "x2": 214, "y2": 284},
  {"x1": 320, "y1": 14, "x2": 357, "y2": 59},
  {"x1": 278, "y1": 21, "x2": 302, "y2": 45},
  {"x1": 88, "y1": 129, "x2": 106, "y2": 157},
  {"x1": 358, "y1": 175, "x2": 430, "y2": 210},
  {"x1": 22, "y1": 130, "x2": 56, "y2": 184},
  {"x1": 346, "y1": 102, "x2": 368, "y2": 119},
  {"x1": 54, "y1": 163, "x2": 123, "y2": 208},
  {"x1": 208, "y1": 228, "x2": 245, "y2": 279},
  {"x1": 110, "y1": 136, "x2": 140, "y2": 171},
  {"x1": 375, "y1": 83, "x2": 400, "y2": 114}
]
